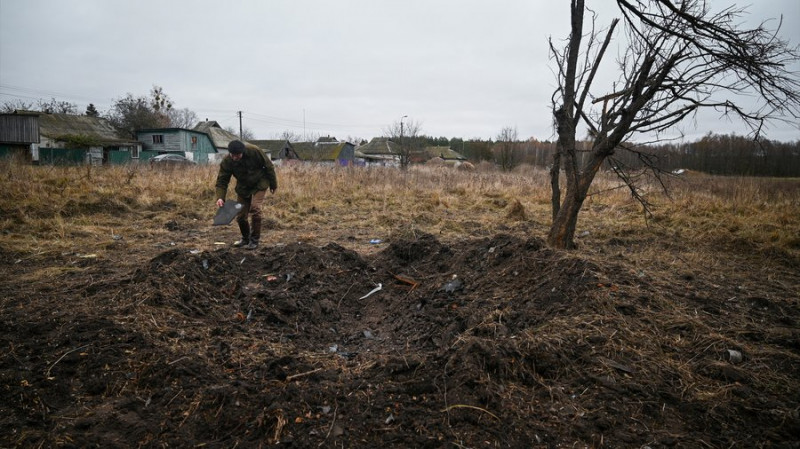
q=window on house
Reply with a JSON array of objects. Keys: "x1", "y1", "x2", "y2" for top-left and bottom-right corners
[
  {"x1": 131, "y1": 146, "x2": 140, "y2": 159},
  {"x1": 191, "y1": 136, "x2": 197, "y2": 149},
  {"x1": 152, "y1": 135, "x2": 164, "y2": 144}
]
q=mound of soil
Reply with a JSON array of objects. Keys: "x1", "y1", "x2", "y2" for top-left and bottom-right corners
[{"x1": 1, "y1": 233, "x2": 798, "y2": 447}]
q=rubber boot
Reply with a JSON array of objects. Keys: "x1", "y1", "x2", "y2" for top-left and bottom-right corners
[
  {"x1": 233, "y1": 219, "x2": 250, "y2": 247},
  {"x1": 245, "y1": 215, "x2": 261, "y2": 250}
]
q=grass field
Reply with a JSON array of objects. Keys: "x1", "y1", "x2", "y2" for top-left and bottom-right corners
[{"x1": 2, "y1": 159, "x2": 798, "y2": 263}]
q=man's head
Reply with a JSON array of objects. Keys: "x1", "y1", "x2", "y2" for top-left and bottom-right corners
[{"x1": 228, "y1": 140, "x2": 245, "y2": 160}]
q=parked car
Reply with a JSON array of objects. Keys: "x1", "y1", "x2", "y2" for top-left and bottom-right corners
[{"x1": 149, "y1": 154, "x2": 197, "y2": 167}]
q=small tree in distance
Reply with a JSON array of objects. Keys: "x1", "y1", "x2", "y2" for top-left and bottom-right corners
[
  {"x1": 385, "y1": 117, "x2": 422, "y2": 170},
  {"x1": 104, "y1": 85, "x2": 198, "y2": 138},
  {"x1": 37, "y1": 98, "x2": 78, "y2": 114},
  {"x1": 85, "y1": 104, "x2": 99, "y2": 117},
  {"x1": 0, "y1": 99, "x2": 34, "y2": 113},
  {"x1": 166, "y1": 108, "x2": 197, "y2": 129},
  {"x1": 547, "y1": 0, "x2": 800, "y2": 249},
  {"x1": 225, "y1": 125, "x2": 255, "y2": 141},
  {"x1": 496, "y1": 126, "x2": 520, "y2": 171}
]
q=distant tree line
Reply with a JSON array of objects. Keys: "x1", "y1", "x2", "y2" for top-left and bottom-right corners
[
  {"x1": 632, "y1": 134, "x2": 800, "y2": 177},
  {"x1": 425, "y1": 133, "x2": 800, "y2": 177}
]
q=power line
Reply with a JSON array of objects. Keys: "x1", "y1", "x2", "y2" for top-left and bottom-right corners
[
  {"x1": 0, "y1": 84, "x2": 114, "y2": 107},
  {"x1": 1, "y1": 83, "x2": 385, "y2": 135}
]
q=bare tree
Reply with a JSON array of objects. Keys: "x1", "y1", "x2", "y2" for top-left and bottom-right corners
[
  {"x1": 2, "y1": 98, "x2": 79, "y2": 115},
  {"x1": 106, "y1": 94, "x2": 165, "y2": 138},
  {"x1": 37, "y1": 98, "x2": 78, "y2": 114},
  {"x1": 0, "y1": 99, "x2": 34, "y2": 113},
  {"x1": 495, "y1": 126, "x2": 520, "y2": 171},
  {"x1": 385, "y1": 117, "x2": 422, "y2": 169},
  {"x1": 167, "y1": 107, "x2": 198, "y2": 129},
  {"x1": 278, "y1": 130, "x2": 303, "y2": 142},
  {"x1": 225, "y1": 125, "x2": 255, "y2": 141},
  {"x1": 547, "y1": 0, "x2": 800, "y2": 249}
]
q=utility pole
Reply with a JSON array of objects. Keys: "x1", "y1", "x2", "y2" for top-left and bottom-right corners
[
  {"x1": 400, "y1": 115, "x2": 408, "y2": 169},
  {"x1": 238, "y1": 111, "x2": 243, "y2": 139}
]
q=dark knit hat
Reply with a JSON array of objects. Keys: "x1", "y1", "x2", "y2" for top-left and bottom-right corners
[{"x1": 228, "y1": 140, "x2": 245, "y2": 154}]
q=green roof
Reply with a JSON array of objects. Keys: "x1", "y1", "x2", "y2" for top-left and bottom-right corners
[
  {"x1": 291, "y1": 142, "x2": 346, "y2": 161},
  {"x1": 358, "y1": 137, "x2": 400, "y2": 155},
  {"x1": 250, "y1": 139, "x2": 291, "y2": 153},
  {"x1": 420, "y1": 145, "x2": 467, "y2": 160},
  {"x1": 37, "y1": 113, "x2": 138, "y2": 145},
  {"x1": 192, "y1": 120, "x2": 252, "y2": 150}
]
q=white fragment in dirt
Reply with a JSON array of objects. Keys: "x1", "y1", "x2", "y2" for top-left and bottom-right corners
[
  {"x1": 359, "y1": 283, "x2": 382, "y2": 299},
  {"x1": 328, "y1": 344, "x2": 338, "y2": 353},
  {"x1": 189, "y1": 250, "x2": 201, "y2": 254},
  {"x1": 725, "y1": 349, "x2": 743, "y2": 363},
  {"x1": 385, "y1": 413, "x2": 395, "y2": 424},
  {"x1": 213, "y1": 242, "x2": 226, "y2": 245},
  {"x1": 240, "y1": 258, "x2": 246, "y2": 264}
]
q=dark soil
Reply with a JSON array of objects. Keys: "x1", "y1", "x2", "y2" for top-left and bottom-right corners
[{"x1": 1, "y1": 229, "x2": 798, "y2": 448}]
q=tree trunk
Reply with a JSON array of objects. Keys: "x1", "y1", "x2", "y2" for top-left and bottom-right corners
[
  {"x1": 549, "y1": 151, "x2": 561, "y2": 221},
  {"x1": 547, "y1": 147, "x2": 609, "y2": 249},
  {"x1": 547, "y1": 190, "x2": 582, "y2": 249}
]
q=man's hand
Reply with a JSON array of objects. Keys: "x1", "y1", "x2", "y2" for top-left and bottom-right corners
[{"x1": 216, "y1": 199, "x2": 224, "y2": 207}]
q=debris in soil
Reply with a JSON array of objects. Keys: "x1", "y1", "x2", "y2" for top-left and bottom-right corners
[{"x1": 1, "y1": 233, "x2": 798, "y2": 448}]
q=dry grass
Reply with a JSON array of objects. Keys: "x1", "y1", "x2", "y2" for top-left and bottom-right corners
[{"x1": 1, "y1": 159, "x2": 798, "y2": 267}]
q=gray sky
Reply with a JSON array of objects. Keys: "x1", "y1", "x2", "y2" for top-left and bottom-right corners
[{"x1": 1, "y1": 0, "x2": 798, "y2": 142}]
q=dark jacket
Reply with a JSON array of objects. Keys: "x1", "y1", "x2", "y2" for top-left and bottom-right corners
[{"x1": 215, "y1": 147, "x2": 278, "y2": 200}]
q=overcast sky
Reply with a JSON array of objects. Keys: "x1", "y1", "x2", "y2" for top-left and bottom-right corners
[{"x1": 1, "y1": 0, "x2": 798, "y2": 142}]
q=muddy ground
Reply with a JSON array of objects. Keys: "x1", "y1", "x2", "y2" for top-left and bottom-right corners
[{"x1": 1, "y1": 222, "x2": 798, "y2": 448}]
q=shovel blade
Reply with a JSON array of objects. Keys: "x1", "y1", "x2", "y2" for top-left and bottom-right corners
[{"x1": 213, "y1": 201, "x2": 243, "y2": 226}]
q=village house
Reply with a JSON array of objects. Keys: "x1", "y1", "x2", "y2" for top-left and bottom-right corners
[
  {"x1": 192, "y1": 121, "x2": 271, "y2": 162},
  {"x1": 290, "y1": 137, "x2": 357, "y2": 166},
  {"x1": 249, "y1": 140, "x2": 298, "y2": 164},
  {"x1": 135, "y1": 128, "x2": 218, "y2": 164},
  {"x1": 355, "y1": 137, "x2": 402, "y2": 167}
]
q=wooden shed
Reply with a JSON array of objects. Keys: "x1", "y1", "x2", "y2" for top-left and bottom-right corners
[{"x1": 0, "y1": 112, "x2": 39, "y2": 161}]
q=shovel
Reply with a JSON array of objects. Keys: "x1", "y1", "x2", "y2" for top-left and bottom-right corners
[{"x1": 213, "y1": 201, "x2": 243, "y2": 226}]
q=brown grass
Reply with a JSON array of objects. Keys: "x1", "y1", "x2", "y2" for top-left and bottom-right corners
[{"x1": 1, "y1": 159, "x2": 798, "y2": 267}]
